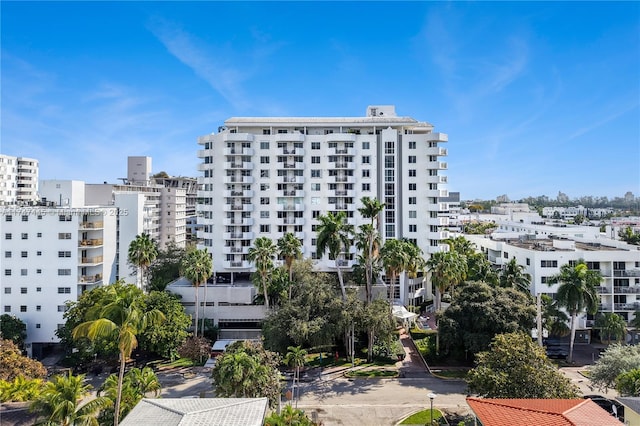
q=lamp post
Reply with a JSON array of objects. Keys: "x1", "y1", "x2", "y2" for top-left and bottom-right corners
[{"x1": 427, "y1": 393, "x2": 436, "y2": 425}]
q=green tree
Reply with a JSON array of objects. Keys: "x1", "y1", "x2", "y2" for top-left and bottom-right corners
[
  {"x1": 211, "y1": 340, "x2": 282, "y2": 407},
  {"x1": 30, "y1": 372, "x2": 112, "y2": 426},
  {"x1": 499, "y1": 258, "x2": 531, "y2": 294},
  {"x1": 0, "y1": 314, "x2": 27, "y2": 349},
  {"x1": 72, "y1": 284, "x2": 165, "y2": 426},
  {"x1": 316, "y1": 211, "x2": 353, "y2": 301},
  {"x1": 619, "y1": 226, "x2": 640, "y2": 245},
  {"x1": 127, "y1": 233, "x2": 158, "y2": 291},
  {"x1": 147, "y1": 241, "x2": 186, "y2": 292},
  {"x1": 616, "y1": 368, "x2": 640, "y2": 396},
  {"x1": 589, "y1": 344, "x2": 640, "y2": 392},
  {"x1": 0, "y1": 376, "x2": 44, "y2": 403},
  {"x1": 0, "y1": 339, "x2": 47, "y2": 381},
  {"x1": 631, "y1": 311, "x2": 640, "y2": 329},
  {"x1": 97, "y1": 367, "x2": 160, "y2": 425},
  {"x1": 248, "y1": 237, "x2": 277, "y2": 309},
  {"x1": 264, "y1": 405, "x2": 317, "y2": 426},
  {"x1": 284, "y1": 345, "x2": 307, "y2": 407},
  {"x1": 137, "y1": 291, "x2": 190, "y2": 359},
  {"x1": 357, "y1": 196, "x2": 385, "y2": 304},
  {"x1": 445, "y1": 236, "x2": 476, "y2": 257},
  {"x1": 466, "y1": 252, "x2": 499, "y2": 286},
  {"x1": 181, "y1": 247, "x2": 213, "y2": 338},
  {"x1": 427, "y1": 251, "x2": 467, "y2": 313},
  {"x1": 541, "y1": 294, "x2": 570, "y2": 338},
  {"x1": 595, "y1": 312, "x2": 627, "y2": 344},
  {"x1": 549, "y1": 260, "x2": 601, "y2": 363},
  {"x1": 380, "y1": 238, "x2": 409, "y2": 301},
  {"x1": 278, "y1": 233, "x2": 303, "y2": 299},
  {"x1": 467, "y1": 332, "x2": 580, "y2": 398},
  {"x1": 438, "y1": 281, "x2": 536, "y2": 359}
]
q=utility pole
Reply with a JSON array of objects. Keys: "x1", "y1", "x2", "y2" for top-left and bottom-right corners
[{"x1": 537, "y1": 293, "x2": 543, "y2": 347}]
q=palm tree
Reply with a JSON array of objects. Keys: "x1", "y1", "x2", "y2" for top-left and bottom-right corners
[
  {"x1": 127, "y1": 233, "x2": 158, "y2": 291},
  {"x1": 284, "y1": 345, "x2": 307, "y2": 408},
  {"x1": 355, "y1": 223, "x2": 382, "y2": 303},
  {"x1": 72, "y1": 284, "x2": 165, "y2": 426},
  {"x1": 541, "y1": 294, "x2": 570, "y2": 338},
  {"x1": 467, "y1": 252, "x2": 499, "y2": 286},
  {"x1": 316, "y1": 211, "x2": 354, "y2": 301},
  {"x1": 631, "y1": 311, "x2": 640, "y2": 329},
  {"x1": 181, "y1": 248, "x2": 213, "y2": 337},
  {"x1": 248, "y1": 237, "x2": 277, "y2": 309},
  {"x1": 595, "y1": 313, "x2": 627, "y2": 344},
  {"x1": 426, "y1": 251, "x2": 467, "y2": 312},
  {"x1": 277, "y1": 233, "x2": 302, "y2": 299},
  {"x1": 445, "y1": 236, "x2": 475, "y2": 257},
  {"x1": 549, "y1": 260, "x2": 601, "y2": 363},
  {"x1": 380, "y1": 239, "x2": 409, "y2": 301},
  {"x1": 403, "y1": 241, "x2": 426, "y2": 303},
  {"x1": 358, "y1": 197, "x2": 385, "y2": 304},
  {"x1": 97, "y1": 367, "x2": 161, "y2": 423},
  {"x1": 499, "y1": 258, "x2": 532, "y2": 294},
  {"x1": 30, "y1": 371, "x2": 112, "y2": 426}
]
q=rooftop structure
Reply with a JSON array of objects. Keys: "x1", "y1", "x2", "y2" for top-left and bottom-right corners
[{"x1": 0, "y1": 154, "x2": 39, "y2": 204}]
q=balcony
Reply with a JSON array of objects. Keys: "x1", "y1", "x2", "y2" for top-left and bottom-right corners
[
  {"x1": 224, "y1": 190, "x2": 254, "y2": 198},
  {"x1": 326, "y1": 133, "x2": 356, "y2": 143},
  {"x1": 282, "y1": 162, "x2": 304, "y2": 169},
  {"x1": 223, "y1": 246, "x2": 250, "y2": 255},
  {"x1": 332, "y1": 147, "x2": 356, "y2": 155},
  {"x1": 80, "y1": 256, "x2": 103, "y2": 265},
  {"x1": 274, "y1": 133, "x2": 305, "y2": 142},
  {"x1": 334, "y1": 175, "x2": 355, "y2": 184},
  {"x1": 426, "y1": 132, "x2": 448, "y2": 143},
  {"x1": 427, "y1": 231, "x2": 450, "y2": 240},
  {"x1": 197, "y1": 149, "x2": 213, "y2": 157},
  {"x1": 224, "y1": 147, "x2": 254, "y2": 156},
  {"x1": 226, "y1": 162, "x2": 254, "y2": 170},
  {"x1": 224, "y1": 260, "x2": 251, "y2": 269},
  {"x1": 280, "y1": 217, "x2": 305, "y2": 225},
  {"x1": 614, "y1": 302, "x2": 640, "y2": 310},
  {"x1": 596, "y1": 286, "x2": 612, "y2": 294},
  {"x1": 438, "y1": 147, "x2": 448, "y2": 156},
  {"x1": 78, "y1": 274, "x2": 103, "y2": 284},
  {"x1": 438, "y1": 162, "x2": 448, "y2": 170},
  {"x1": 280, "y1": 176, "x2": 305, "y2": 184},
  {"x1": 281, "y1": 148, "x2": 305, "y2": 156},
  {"x1": 614, "y1": 269, "x2": 640, "y2": 277},
  {"x1": 224, "y1": 176, "x2": 254, "y2": 184},
  {"x1": 222, "y1": 133, "x2": 254, "y2": 142},
  {"x1": 197, "y1": 163, "x2": 210, "y2": 171},
  {"x1": 224, "y1": 232, "x2": 255, "y2": 240},
  {"x1": 79, "y1": 239, "x2": 103, "y2": 247},
  {"x1": 223, "y1": 204, "x2": 254, "y2": 212},
  {"x1": 79, "y1": 221, "x2": 104, "y2": 229},
  {"x1": 333, "y1": 161, "x2": 355, "y2": 169},
  {"x1": 329, "y1": 259, "x2": 354, "y2": 268},
  {"x1": 278, "y1": 203, "x2": 304, "y2": 212},
  {"x1": 614, "y1": 286, "x2": 640, "y2": 294},
  {"x1": 223, "y1": 218, "x2": 254, "y2": 226},
  {"x1": 427, "y1": 217, "x2": 449, "y2": 226}
]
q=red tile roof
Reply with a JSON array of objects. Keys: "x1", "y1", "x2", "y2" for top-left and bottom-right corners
[{"x1": 466, "y1": 398, "x2": 623, "y2": 426}]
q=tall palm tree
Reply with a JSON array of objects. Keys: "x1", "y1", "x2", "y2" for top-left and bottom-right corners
[
  {"x1": 248, "y1": 237, "x2": 277, "y2": 309},
  {"x1": 426, "y1": 250, "x2": 467, "y2": 312},
  {"x1": 595, "y1": 313, "x2": 627, "y2": 344},
  {"x1": 72, "y1": 284, "x2": 165, "y2": 426},
  {"x1": 181, "y1": 248, "x2": 213, "y2": 337},
  {"x1": 316, "y1": 211, "x2": 354, "y2": 301},
  {"x1": 467, "y1": 252, "x2": 499, "y2": 286},
  {"x1": 277, "y1": 233, "x2": 302, "y2": 299},
  {"x1": 127, "y1": 233, "x2": 158, "y2": 291},
  {"x1": 549, "y1": 260, "x2": 601, "y2": 363},
  {"x1": 358, "y1": 197, "x2": 385, "y2": 304},
  {"x1": 380, "y1": 239, "x2": 410, "y2": 301},
  {"x1": 355, "y1": 223, "x2": 382, "y2": 303},
  {"x1": 499, "y1": 258, "x2": 532, "y2": 294},
  {"x1": 284, "y1": 345, "x2": 307, "y2": 408},
  {"x1": 445, "y1": 236, "x2": 476, "y2": 257},
  {"x1": 97, "y1": 367, "x2": 161, "y2": 423},
  {"x1": 30, "y1": 371, "x2": 111, "y2": 426},
  {"x1": 403, "y1": 240, "x2": 426, "y2": 304}
]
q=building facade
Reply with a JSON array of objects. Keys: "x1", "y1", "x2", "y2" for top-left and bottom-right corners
[
  {"x1": 196, "y1": 105, "x2": 449, "y2": 303},
  {"x1": 0, "y1": 154, "x2": 39, "y2": 204}
]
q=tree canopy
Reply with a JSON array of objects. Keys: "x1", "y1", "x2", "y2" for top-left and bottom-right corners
[
  {"x1": 0, "y1": 314, "x2": 27, "y2": 348},
  {"x1": 589, "y1": 344, "x2": 640, "y2": 392},
  {"x1": 0, "y1": 339, "x2": 47, "y2": 381},
  {"x1": 467, "y1": 332, "x2": 580, "y2": 398},
  {"x1": 438, "y1": 281, "x2": 536, "y2": 359}
]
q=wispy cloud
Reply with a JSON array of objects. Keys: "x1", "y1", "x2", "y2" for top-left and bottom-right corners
[{"x1": 567, "y1": 101, "x2": 640, "y2": 141}]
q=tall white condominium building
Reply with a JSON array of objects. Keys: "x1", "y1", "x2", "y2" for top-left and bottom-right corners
[
  {"x1": 1, "y1": 180, "x2": 121, "y2": 358},
  {"x1": 0, "y1": 154, "x2": 39, "y2": 204},
  {"x1": 197, "y1": 105, "x2": 450, "y2": 302},
  {"x1": 466, "y1": 222, "x2": 640, "y2": 343}
]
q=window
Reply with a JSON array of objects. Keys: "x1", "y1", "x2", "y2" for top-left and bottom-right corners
[
  {"x1": 408, "y1": 169, "x2": 416, "y2": 177},
  {"x1": 59, "y1": 215, "x2": 72, "y2": 221},
  {"x1": 260, "y1": 183, "x2": 270, "y2": 191},
  {"x1": 408, "y1": 156, "x2": 416, "y2": 164},
  {"x1": 526, "y1": 258, "x2": 530, "y2": 266},
  {"x1": 37, "y1": 251, "x2": 42, "y2": 256},
  {"x1": 20, "y1": 306, "x2": 27, "y2": 312},
  {"x1": 58, "y1": 233, "x2": 72, "y2": 240},
  {"x1": 260, "y1": 141, "x2": 269, "y2": 149},
  {"x1": 36, "y1": 324, "x2": 41, "y2": 329},
  {"x1": 21, "y1": 233, "x2": 28, "y2": 240},
  {"x1": 57, "y1": 287, "x2": 71, "y2": 294},
  {"x1": 3, "y1": 306, "x2": 10, "y2": 313},
  {"x1": 311, "y1": 170, "x2": 321, "y2": 178},
  {"x1": 311, "y1": 156, "x2": 320, "y2": 164},
  {"x1": 311, "y1": 197, "x2": 320, "y2": 205},
  {"x1": 5, "y1": 215, "x2": 12, "y2": 222},
  {"x1": 36, "y1": 287, "x2": 41, "y2": 292},
  {"x1": 260, "y1": 224, "x2": 271, "y2": 233},
  {"x1": 311, "y1": 183, "x2": 321, "y2": 191},
  {"x1": 58, "y1": 251, "x2": 72, "y2": 258},
  {"x1": 311, "y1": 142, "x2": 320, "y2": 150},
  {"x1": 541, "y1": 260, "x2": 558, "y2": 268},
  {"x1": 4, "y1": 288, "x2": 11, "y2": 294},
  {"x1": 312, "y1": 210, "x2": 320, "y2": 219},
  {"x1": 21, "y1": 251, "x2": 27, "y2": 258},
  {"x1": 409, "y1": 141, "x2": 416, "y2": 149},
  {"x1": 409, "y1": 224, "x2": 417, "y2": 232},
  {"x1": 278, "y1": 129, "x2": 288, "y2": 134},
  {"x1": 260, "y1": 169, "x2": 269, "y2": 178},
  {"x1": 36, "y1": 269, "x2": 42, "y2": 274},
  {"x1": 57, "y1": 305, "x2": 66, "y2": 312},
  {"x1": 37, "y1": 306, "x2": 42, "y2": 311},
  {"x1": 362, "y1": 156, "x2": 370, "y2": 164},
  {"x1": 409, "y1": 197, "x2": 416, "y2": 205},
  {"x1": 409, "y1": 183, "x2": 416, "y2": 191},
  {"x1": 21, "y1": 215, "x2": 28, "y2": 222},
  {"x1": 541, "y1": 277, "x2": 549, "y2": 284},
  {"x1": 362, "y1": 141, "x2": 370, "y2": 150},
  {"x1": 260, "y1": 197, "x2": 270, "y2": 205},
  {"x1": 262, "y1": 129, "x2": 271, "y2": 135},
  {"x1": 4, "y1": 270, "x2": 11, "y2": 276},
  {"x1": 4, "y1": 251, "x2": 10, "y2": 258},
  {"x1": 503, "y1": 252, "x2": 509, "y2": 259},
  {"x1": 20, "y1": 269, "x2": 27, "y2": 276},
  {"x1": 260, "y1": 156, "x2": 270, "y2": 164},
  {"x1": 362, "y1": 183, "x2": 370, "y2": 191},
  {"x1": 409, "y1": 211, "x2": 417, "y2": 218},
  {"x1": 37, "y1": 232, "x2": 42, "y2": 237},
  {"x1": 5, "y1": 233, "x2": 11, "y2": 240},
  {"x1": 58, "y1": 269, "x2": 72, "y2": 276},
  {"x1": 362, "y1": 169, "x2": 370, "y2": 178},
  {"x1": 260, "y1": 211, "x2": 270, "y2": 219}
]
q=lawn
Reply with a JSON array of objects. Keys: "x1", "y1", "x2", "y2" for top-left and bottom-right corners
[
  {"x1": 400, "y1": 408, "x2": 443, "y2": 425},
  {"x1": 344, "y1": 369, "x2": 398, "y2": 378}
]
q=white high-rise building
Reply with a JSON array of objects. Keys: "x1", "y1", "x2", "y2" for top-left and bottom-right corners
[
  {"x1": 0, "y1": 154, "x2": 39, "y2": 204},
  {"x1": 196, "y1": 105, "x2": 449, "y2": 303}
]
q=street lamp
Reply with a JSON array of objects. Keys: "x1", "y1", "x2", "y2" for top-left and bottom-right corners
[{"x1": 427, "y1": 393, "x2": 436, "y2": 425}]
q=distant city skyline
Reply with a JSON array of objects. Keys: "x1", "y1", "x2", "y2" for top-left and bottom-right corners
[{"x1": 1, "y1": 2, "x2": 638, "y2": 200}]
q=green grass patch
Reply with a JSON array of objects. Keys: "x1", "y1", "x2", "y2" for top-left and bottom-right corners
[
  {"x1": 433, "y1": 369, "x2": 468, "y2": 379},
  {"x1": 409, "y1": 328, "x2": 437, "y2": 339},
  {"x1": 155, "y1": 357, "x2": 197, "y2": 369},
  {"x1": 344, "y1": 369, "x2": 398, "y2": 378},
  {"x1": 579, "y1": 370, "x2": 591, "y2": 378},
  {"x1": 400, "y1": 408, "x2": 443, "y2": 424}
]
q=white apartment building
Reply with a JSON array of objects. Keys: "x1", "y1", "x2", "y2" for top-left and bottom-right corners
[
  {"x1": 466, "y1": 224, "x2": 640, "y2": 342},
  {"x1": 154, "y1": 176, "x2": 198, "y2": 244},
  {"x1": 0, "y1": 154, "x2": 39, "y2": 204},
  {"x1": 197, "y1": 105, "x2": 449, "y2": 303}
]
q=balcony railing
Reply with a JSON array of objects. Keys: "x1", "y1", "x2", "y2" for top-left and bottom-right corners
[
  {"x1": 614, "y1": 286, "x2": 640, "y2": 294},
  {"x1": 614, "y1": 269, "x2": 640, "y2": 277},
  {"x1": 79, "y1": 239, "x2": 103, "y2": 246},
  {"x1": 81, "y1": 256, "x2": 103, "y2": 264},
  {"x1": 80, "y1": 221, "x2": 104, "y2": 229},
  {"x1": 79, "y1": 274, "x2": 103, "y2": 283}
]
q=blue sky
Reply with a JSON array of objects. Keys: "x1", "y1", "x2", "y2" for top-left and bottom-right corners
[{"x1": 2, "y1": 1, "x2": 639, "y2": 200}]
